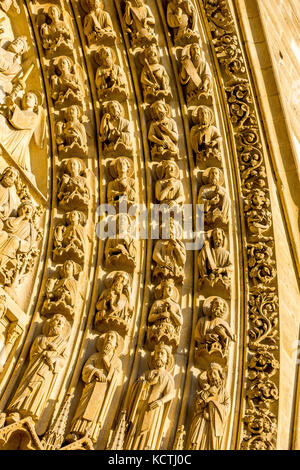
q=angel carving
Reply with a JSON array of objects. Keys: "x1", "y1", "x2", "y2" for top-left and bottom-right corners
[
  {"x1": 39, "y1": 5, "x2": 73, "y2": 56},
  {"x1": 51, "y1": 56, "x2": 84, "y2": 108},
  {"x1": 56, "y1": 105, "x2": 88, "y2": 158},
  {"x1": 0, "y1": 91, "x2": 46, "y2": 182}
]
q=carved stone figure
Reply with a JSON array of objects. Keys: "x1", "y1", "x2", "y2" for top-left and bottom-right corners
[
  {"x1": 95, "y1": 46, "x2": 128, "y2": 102},
  {"x1": 5, "y1": 314, "x2": 70, "y2": 424},
  {"x1": 99, "y1": 101, "x2": 133, "y2": 156},
  {"x1": 39, "y1": 6, "x2": 73, "y2": 56},
  {"x1": 107, "y1": 157, "x2": 136, "y2": 208},
  {"x1": 51, "y1": 56, "x2": 84, "y2": 108},
  {"x1": 195, "y1": 296, "x2": 235, "y2": 368},
  {"x1": 0, "y1": 91, "x2": 46, "y2": 180},
  {"x1": 67, "y1": 331, "x2": 123, "y2": 444},
  {"x1": 141, "y1": 45, "x2": 172, "y2": 102},
  {"x1": 82, "y1": 0, "x2": 116, "y2": 47},
  {"x1": 56, "y1": 105, "x2": 88, "y2": 158},
  {"x1": 167, "y1": 0, "x2": 200, "y2": 46},
  {"x1": 0, "y1": 167, "x2": 20, "y2": 220},
  {"x1": 105, "y1": 214, "x2": 136, "y2": 272},
  {"x1": 244, "y1": 189, "x2": 272, "y2": 239},
  {"x1": 187, "y1": 363, "x2": 230, "y2": 450},
  {"x1": 0, "y1": 200, "x2": 40, "y2": 287},
  {"x1": 148, "y1": 100, "x2": 179, "y2": 160},
  {"x1": 41, "y1": 260, "x2": 81, "y2": 320},
  {"x1": 190, "y1": 105, "x2": 222, "y2": 164},
  {"x1": 147, "y1": 278, "x2": 182, "y2": 350},
  {"x1": 198, "y1": 228, "x2": 232, "y2": 289},
  {"x1": 57, "y1": 158, "x2": 89, "y2": 212},
  {"x1": 180, "y1": 43, "x2": 212, "y2": 103},
  {"x1": 95, "y1": 271, "x2": 132, "y2": 336},
  {"x1": 123, "y1": 0, "x2": 156, "y2": 47},
  {"x1": 152, "y1": 219, "x2": 186, "y2": 284},
  {"x1": 124, "y1": 343, "x2": 175, "y2": 450},
  {"x1": 53, "y1": 210, "x2": 86, "y2": 265},
  {"x1": 0, "y1": 0, "x2": 19, "y2": 14},
  {"x1": 0, "y1": 36, "x2": 28, "y2": 101},
  {"x1": 247, "y1": 243, "x2": 276, "y2": 287},
  {"x1": 155, "y1": 161, "x2": 184, "y2": 207},
  {"x1": 198, "y1": 167, "x2": 230, "y2": 227}
]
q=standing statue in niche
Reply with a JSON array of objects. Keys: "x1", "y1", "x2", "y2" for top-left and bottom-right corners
[
  {"x1": 187, "y1": 363, "x2": 230, "y2": 450},
  {"x1": 57, "y1": 158, "x2": 90, "y2": 212},
  {"x1": 0, "y1": 92, "x2": 46, "y2": 182},
  {"x1": 152, "y1": 219, "x2": 186, "y2": 285},
  {"x1": 190, "y1": 105, "x2": 222, "y2": 164},
  {"x1": 51, "y1": 56, "x2": 84, "y2": 108},
  {"x1": 39, "y1": 5, "x2": 73, "y2": 56},
  {"x1": 167, "y1": 0, "x2": 200, "y2": 46},
  {"x1": 0, "y1": 166, "x2": 20, "y2": 220},
  {"x1": 42, "y1": 260, "x2": 81, "y2": 321},
  {"x1": 99, "y1": 101, "x2": 133, "y2": 156},
  {"x1": 56, "y1": 105, "x2": 88, "y2": 158},
  {"x1": 124, "y1": 343, "x2": 175, "y2": 450},
  {"x1": 94, "y1": 46, "x2": 128, "y2": 102},
  {"x1": 198, "y1": 167, "x2": 230, "y2": 227},
  {"x1": 198, "y1": 228, "x2": 232, "y2": 289},
  {"x1": 147, "y1": 278, "x2": 182, "y2": 351},
  {"x1": 180, "y1": 43, "x2": 212, "y2": 103},
  {"x1": 5, "y1": 314, "x2": 70, "y2": 424},
  {"x1": 82, "y1": 0, "x2": 116, "y2": 47},
  {"x1": 66, "y1": 331, "x2": 123, "y2": 444},
  {"x1": 194, "y1": 296, "x2": 235, "y2": 368},
  {"x1": 140, "y1": 45, "x2": 172, "y2": 102},
  {"x1": 0, "y1": 36, "x2": 28, "y2": 102},
  {"x1": 123, "y1": 0, "x2": 156, "y2": 47},
  {"x1": 0, "y1": 200, "x2": 41, "y2": 287},
  {"x1": 155, "y1": 161, "x2": 185, "y2": 208},
  {"x1": 105, "y1": 213, "x2": 136, "y2": 272},
  {"x1": 53, "y1": 210, "x2": 86, "y2": 266},
  {"x1": 95, "y1": 271, "x2": 132, "y2": 336},
  {"x1": 148, "y1": 100, "x2": 179, "y2": 161},
  {"x1": 107, "y1": 157, "x2": 136, "y2": 208}
]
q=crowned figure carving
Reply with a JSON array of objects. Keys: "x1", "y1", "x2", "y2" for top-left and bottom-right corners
[
  {"x1": 82, "y1": 0, "x2": 116, "y2": 47},
  {"x1": 194, "y1": 296, "x2": 235, "y2": 369},
  {"x1": 4, "y1": 314, "x2": 70, "y2": 425},
  {"x1": 190, "y1": 105, "x2": 222, "y2": 164},
  {"x1": 39, "y1": 5, "x2": 73, "y2": 56},
  {"x1": 66, "y1": 331, "x2": 123, "y2": 444},
  {"x1": 198, "y1": 228, "x2": 232, "y2": 289},
  {"x1": 140, "y1": 45, "x2": 172, "y2": 102},
  {"x1": 53, "y1": 210, "x2": 86, "y2": 266},
  {"x1": 107, "y1": 157, "x2": 136, "y2": 208},
  {"x1": 104, "y1": 214, "x2": 136, "y2": 273},
  {"x1": 95, "y1": 271, "x2": 132, "y2": 336},
  {"x1": 180, "y1": 43, "x2": 212, "y2": 104},
  {"x1": 186, "y1": 363, "x2": 230, "y2": 450},
  {"x1": 198, "y1": 167, "x2": 230, "y2": 227},
  {"x1": 147, "y1": 278, "x2": 182, "y2": 351},
  {"x1": 57, "y1": 158, "x2": 90, "y2": 213},
  {"x1": 148, "y1": 100, "x2": 179, "y2": 161},
  {"x1": 123, "y1": 0, "x2": 156, "y2": 48},
  {"x1": 167, "y1": 0, "x2": 200, "y2": 46},
  {"x1": 51, "y1": 56, "x2": 84, "y2": 108},
  {"x1": 94, "y1": 46, "x2": 128, "y2": 102},
  {"x1": 99, "y1": 101, "x2": 133, "y2": 157},
  {"x1": 124, "y1": 343, "x2": 175, "y2": 450},
  {"x1": 56, "y1": 105, "x2": 88, "y2": 158}
]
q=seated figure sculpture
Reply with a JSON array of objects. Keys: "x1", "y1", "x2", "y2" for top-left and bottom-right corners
[
  {"x1": 53, "y1": 210, "x2": 86, "y2": 266},
  {"x1": 94, "y1": 46, "x2": 128, "y2": 102},
  {"x1": 57, "y1": 158, "x2": 89, "y2": 213},
  {"x1": 104, "y1": 213, "x2": 136, "y2": 272},
  {"x1": 39, "y1": 5, "x2": 73, "y2": 56},
  {"x1": 56, "y1": 105, "x2": 88, "y2": 158},
  {"x1": 123, "y1": 0, "x2": 156, "y2": 47},
  {"x1": 155, "y1": 161, "x2": 185, "y2": 208},
  {"x1": 180, "y1": 43, "x2": 212, "y2": 104},
  {"x1": 148, "y1": 100, "x2": 179, "y2": 160},
  {"x1": 167, "y1": 0, "x2": 200, "y2": 46},
  {"x1": 140, "y1": 45, "x2": 172, "y2": 102},
  {"x1": 51, "y1": 56, "x2": 84, "y2": 108},
  {"x1": 198, "y1": 167, "x2": 230, "y2": 227},
  {"x1": 99, "y1": 101, "x2": 133, "y2": 156},
  {"x1": 82, "y1": 0, "x2": 116, "y2": 47},
  {"x1": 190, "y1": 105, "x2": 222, "y2": 164},
  {"x1": 107, "y1": 157, "x2": 136, "y2": 208}
]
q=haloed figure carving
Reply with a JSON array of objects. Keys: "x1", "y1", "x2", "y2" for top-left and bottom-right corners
[
  {"x1": 5, "y1": 314, "x2": 70, "y2": 425},
  {"x1": 124, "y1": 343, "x2": 175, "y2": 450},
  {"x1": 66, "y1": 331, "x2": 122, "y2": 444},
  {"x1": 0, "y1": 36, "x2": 28, "y2": 100},
  {"x1": 105, "y1": 214, "x2": 136, "y2": 272},
  {"x1": 187, "y1": 363, "x2": 230, "y2": 450}
]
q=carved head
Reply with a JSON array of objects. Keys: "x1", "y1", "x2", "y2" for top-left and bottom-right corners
[
  {"x1": 207, "y1": 362, "x2": 224, "y2": 387},
  {"x1": 106, "y1": 100, "x2": 122, "y2": 119},
  {"x1": 116, "y1": 158, "x2": 131, "y2": 178},
  {"x1": 66, "y1": 105, "x2": 81, "y2": 122},
  {"x1": 161, "y1": 278, "x2": 176, "y2": 299},
  {"x1": 65, "y1": 158, "x2": 85, "y2": 176},
  {"x1": 210, "y1": 296, "x2": 227, "y2": 318},
  {"x1": 103, "y1": 330, "x2": 118, "y2": 354},
  {"x1": 208, "y1": 167, "x2": 221, "y2": 185},
  {"x1": 164, "y1": 161, "x2": 179, "y2": 179},
  {"x1": 66, "y1": 210, "x2": 84, "y2": 226},
  {"x1": 196, "y1": 105, "x2": 214, "y2": 126},
  {"x1": 151, "y1": 100, "x2": 169, "y2": 120},
  {"x1": 251, "y1": 189, "x2": 266, "y2": 209},
  {"x1": 112, "y1": 272, "x2": 128, "y2": 293},
  {"x1": 9, "y1": 36, "x2": 28, "y2": 55},
  {"x1": 57, "y1": 56, "x2": 73, "y2": 75},
  {"x1": 22, "y1": 91, "x2": 39, "y2": 111},
  {"x1": 1, "y1": 167, "x2": 19, "y2": 187},
  {"x1": 48, "y1": 5, "x2": 61, "y2": 22},
  {"x1": 144, "y1": 44, "x2": 159, "y2": 64},
  {"x1": 212, "y1": 228, "x2": 225, "y2": 248},
  {"x1": 96, "y1": 46, "x2": 114, "y2": 67},
  {"x1": 87, "y1": 0, "x2": 103, "y2": 11},
  {"x1": 62, "y1": 259, "x2": 77, "y2": 278},
  {"x1": 48, "y1": 314, "x2": 68, "y2": 337},
  {"x1": 153, "y1": 343, "x2": 172, "y2": 369},
  {"x1": 17, "y1": 200, "x2": 34, "y2": 219},
  {"x1": 190, "y1": 43, "x2": 202, "y2": 62}
]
